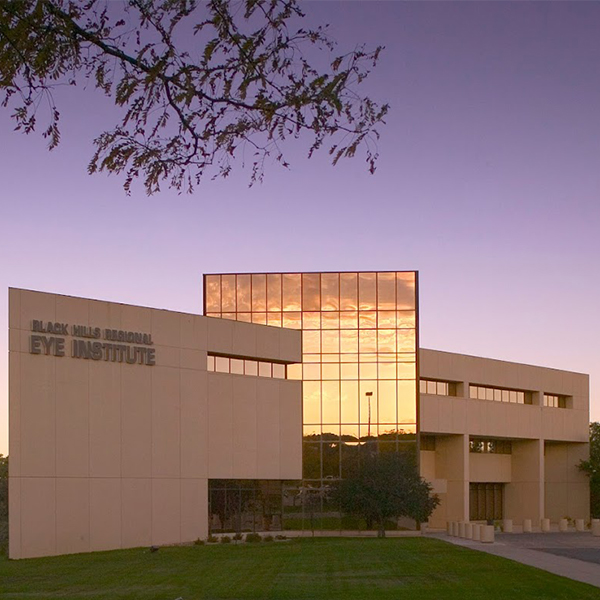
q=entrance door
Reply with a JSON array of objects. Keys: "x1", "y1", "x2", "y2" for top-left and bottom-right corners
[{"x1": 469, "y1": 483, "x2": 503, "y2": 521}]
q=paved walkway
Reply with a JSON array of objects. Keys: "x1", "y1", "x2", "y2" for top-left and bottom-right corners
[{"x1": 436, "y1": 532, "x2": 600, "y2": 589}]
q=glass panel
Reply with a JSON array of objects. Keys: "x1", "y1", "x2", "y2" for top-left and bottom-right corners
[
  {"x1": 302, "y1": 273, "x2": 321, "y2": 311},
  {"x1": 340, "y1": 273, "x2": 358, "y2": 311},
  {"x1": 252, "y1": 312, "x2": 267, "y2": 325},
  {"x1": 359, "y1": 363, "x2": 377, "y2": 380},
  {"x1": 221, "y1": 275, "x2": 236, "y2": 312},
  {"x1": 397, "y1": 329, "x2": 416, "y2": 352},
  {"x1": 397, "y1": 362, "x2": 415, "y2": 380},
  {"x1": 222, "y1": 312, "x2": 236, "y2": 320},
  {"x1": 237, "y1": 313, "x2": 252, "y2": 323},
  {"x1": 259, "y1": 362, "x2": 272, "y2": 377},
  {"x1": 216, "y1": 356, "x2": 229, "y2": 373},
  {"x1": 273, "y1": 363, "x2": 286, "y2": 379},
  {"x1": 339, "y1": 311, "x2": 358, "y2": 329},
  {"x1": 244, "y1": 360, "x2": 258, "y2": 376},
  {"x1": 359, "y1": 311, "x2": 377, "y2": 329},
  {"x1": 478, "y1": 387, "x2": 486, "y2": 400},
  {"x1": 207, "y1": 355, "x2": 215, "y2": 371},
  {"x1": 509, "y1": 391, "x2": 517, "y2": 403},
  {"x1": 267, "y1": 274, "x2": 282, "y2": 311},
  {"x1": 359, "y1": 383, "x2": 376, "y2": 428},
  {"x1": 378, "y1": 380, "x2": 396, "y2": 423},
  {"x1": 303, "y1": 330, "x2": 321, "y2": 353},
  {"x1": 322, "y1": 363, "x2": 340, "y2": 380},
  {"x1": 420, "y1": 380, "x2": 427, "y2": 394},
  {"x1": 282, "y1": 312, "x2": 302, "y2": 329},
  {"x1": 303, "y1": 364, "x2": 321, "y2": 380},
  {"x1": 303, "y1": 312, "x2": 321, "y2": 329},
  {"x1": 359, "y1": 330, "x2": 377, "y2": 353},
  {"x1": 377, "y1": 272, "x2": 396, "y2": 310},
  {"x1": 205, "y1": 275, "x2": 221, "y2": 312},
  {"x1": 486, "y1": 388, "x2": 494, "y2": 401},
  {"x1": 236, "y1": 274, "x2": 251, "y2": 312},
  {"x1": 396, "y1": 272, "x2": 416, "y2": 309},
  {"x1": 231, "y1": 358, "x2": 244, "y2": 375},
  {"x1": 303, "y1": 354, "x2": 321, "y2": 363},
  {"x1": 469, "y1": 385, "x2": 477, "y2": 399},
  {"x1": 251, "y1": 273, "x2": 267, "y2": 311},
  {"x1": 340, "y1": 330, "x2": 358, "y2": 353},
  {"x1": 377, "y1": 329, "x2": 396, "y2": 353},
  {"x1": 205, "y1": 313, "x2": 221, "y2": 319},
  {"x1": 396, "y1": 311, "x2": 416, "y2": 328},
  {"x1": 267, "y1": 312, "x2": 282, "y2": 327},
  {"x1": 494, "y1": 389, "x2": 502, "y2": 402},
  {"x1": 378, "y1": 310, "x2": 396, "y2": 328},
  {"x1": 427, "y1": 380, "x2": 436, "y2": 395},
  {"x1": 358, "y1": 272, "x2": 376, "y2": 310},
  {"x1": 378, "y1": 362, "x2": 396, "y2": 380},
  {"x1": 303, "y1": 381, "x2": 321, "y2": 424},
  {"x1": 501, "y1": 389, "x2": 509, "y2": 403},
  {"x1": 321, "y1": 273, "x2": 339, "y2": 311},
  {"x1": 322, "y1": 330, "x2": 340, "y2": 353},
  {"x1": 282, "y1": 273, "x2": 301, "y2": 311},
  {"x1": 322, "y1": 312, "x2": 339, "y2": 329},
  {"x1": 341, "y1": 381, "x2": 359, "y2": 423},
  {"x1": 341, "y1": 363, "x2": 358, "y2": 380},
  {"x1": 322, "y1": 381, "x2": 340, "y2": 423},
  {"x1": 287, "y1": 363, "x2": 302, "y2": 380},
  {"x1": 397, "y1": 380, "x2": 417, "y2": 423}
]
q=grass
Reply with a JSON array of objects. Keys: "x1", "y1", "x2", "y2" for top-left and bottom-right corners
[{"x1": 1, "y1": 537, "x2": 598, "y2": 599}]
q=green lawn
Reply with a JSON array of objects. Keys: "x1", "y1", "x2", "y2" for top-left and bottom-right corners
[{"x1": 1, "y1": 537, "x2": 598, "y2": 599}]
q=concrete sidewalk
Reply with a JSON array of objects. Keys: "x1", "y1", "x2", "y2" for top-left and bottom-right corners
[{"x1": 436, "y1": 533, "x2": 600, "y2": 589}]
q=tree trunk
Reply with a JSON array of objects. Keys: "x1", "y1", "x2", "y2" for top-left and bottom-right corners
[{"x1": 377, "y1": 526, "x2": 386, "y2": 538}]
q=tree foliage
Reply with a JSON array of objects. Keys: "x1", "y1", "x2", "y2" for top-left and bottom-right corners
[
  {"x1": 0, "y1": 0, "x2": 388, "y2": 194},
  {"x1": 579, "y1": 422, "x2": 600, "y2": 518},
  {"x1": 334, "y1": 450, "x2": 439, "y2": 537}
]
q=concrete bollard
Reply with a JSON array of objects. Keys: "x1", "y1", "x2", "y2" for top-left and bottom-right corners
[
  {"x1": 575, "y1": 519, "x2": 585, "y2": 532},
  {"x1": 591, "y1": 520, "x2": 600, "y2": 537},
  {"x1": 447, "y1": 521, "x2": 452, "y2": 535},
  {"x1": 459, "y1": 522, "x2": 466, "y2": 538},
  {"x1": 472, "y1": 523, "x2": 481, "y2": 542},
  {"x1": 503, "y1": 519, "x2": 513, "y2": 533},
  {"x1": 523, "y1": 519, "x2": 532, "y2": 533},
  {"x1": 420, "y1": 522, "x2": 428, "y2": 534},
  {"x1": 481, "y1": 525, "x2": 495, "y2": 543},
  {"x1": 450, "y1": 521, "x2": 457, "y2": 536},
  {"x1": 541, "y1": 518, "x2": 550, "y2": 532},
  {"x1": 465, "y1": 523, "x2": 473, "y2": 539},
  {"x1": 559, "y1": 518, "x2": 568, "y2": 532}
]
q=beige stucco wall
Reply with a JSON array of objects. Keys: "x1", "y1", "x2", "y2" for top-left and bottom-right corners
[
  {"x1": 8, "y1": 289, "x2": 302, "y2": 559},
  {"x1": 419, "y1": 349, "x2": 590, "y2": 528}
]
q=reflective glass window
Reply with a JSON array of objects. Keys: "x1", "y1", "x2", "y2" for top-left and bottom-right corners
[
  {"x1": 252, "y1": 313, "x2": 267, "y2": 325},
  {"x1": 377, "y1": 272, "x2": 396, "y2": 310},
  {"x1": 398, "y1": 362, "x2": 416, "y2": 380},
  {"x1": 207, "y1": 355, "x2": 215, "y2": 371},
  {"x1": 303, "y1": 364, "x2": 321, "y2": 380},
  {"x1": 236, "y1": 274, "x2": 251, "y2": 312},
  {"x1": 341, "y1": 363, "x2": 359, "y2": 380},
  {"x1": 221, "y1": 275, "x2": 236, "y2": 312},
  {"x1": 378, "y1": 329, "x2": 396, "y2": 353},
  {"x1": 396, "y1": 272, "x2": 416, "y2": 309},
  {"x1": 339, "y1": 311, "x2": 358, "y2": 329},
  {"x1": 303, "y1": 312, "x2": 321, "y2": 329},
  {"x1": 303, "y1": 330, "x2": 321, "y2": 353},
  {"x1": 359, "y1": 363, "x2": 377, "y2": 380},
  {"x1": 321, "y1": 273, "x2": 339, "y2": 311},
  {"x1": 267, "y1": 274, "x2": 282, "y2": 311},
  {"x1": 251, "y1": 274, "x2": 267, "y2": 311},
  {"x1": 303, "y1": 381, "x2": 321, "y2": 423},
  {"x1": 378, "y1": 380, "x2": 396, "y2": 423},
  {"x1": 322, "y1": 330, "x2": 340, "y2": 354},
  {"x1": 322, "y1": 363, "x2": 340, "y2": 380},
  {"x1": 282, "y1": 273, "x2": 301, "y2": 311},
  {"x1": 322, "y1": 381, "x2": 340, "y2": 423},
  {"x1": 259, "y1": 362, "x2": 272, "y2": 378},
  {"x1": 358, "y1": 272, "x2": 377, "y2": 310},
  {"x1": 283, "y1": 312, "x2": 302, "y2": 329},
  {"x1": 397, "y1": 311, "x2": 416, "y2": 328},
  {"x1": 340, "y1": 273, "x2": 358, "y2": 311},
  {"x1": 322, "y1": 312, "x2": 340, "y2": 329},
  {"x1": 340, "y1": 330, "x2": 358, "y2": 353},
  {"x1": 267, "y1": 313, "x2": 282, "y2": 327},
  {"x1": 340, "y1": 381, "x2": 359, "y2": 423},
  {"x1": 302, "y1": 273, "x2": 321, "y2": 311},
  {"x1": 205, "y1": 275, "x2": 221, "y2": 312},
  {"x1": 397, "y1": 380, "x2": 417, "y2": 423},
  {"x1": 378, "y1": 362, "x2": 396, "y2": 380},
  {"x1": 359, "y1": 330, "x2": 377, "y2": 353},
  {"x1": 378, "y1": 310, "x2": 396, "y2": 328},
  {"x1": 397, "y1": 329, "x2": 416, "y2": 352},
  {"x1": 237, "y1": 313, "x2": 251, "y2": 323},
  {"x1": 287, "y1": 363, "x2": 302, "y2": 380}
]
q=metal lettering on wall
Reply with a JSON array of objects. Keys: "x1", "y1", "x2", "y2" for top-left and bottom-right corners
[{"x1": 28, "y1": 320, "x2": 156, "y2": 365}]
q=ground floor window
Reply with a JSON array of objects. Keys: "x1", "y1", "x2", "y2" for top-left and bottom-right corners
[{"x1": 469, "y1": 483, "x2": 504, "y2": 521}]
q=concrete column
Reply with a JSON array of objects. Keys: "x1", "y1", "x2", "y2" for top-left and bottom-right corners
[
  {"x1": 435, "y1": 434, "x2": 469, "y2": 524},
  {"x1": 506, "y1": 439, "x2": 544, "y2": 528}
]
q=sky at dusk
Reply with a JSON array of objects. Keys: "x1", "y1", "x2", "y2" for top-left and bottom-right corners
[{"x1": 1, "y1": 1, "x2": 600, "y2": 454}]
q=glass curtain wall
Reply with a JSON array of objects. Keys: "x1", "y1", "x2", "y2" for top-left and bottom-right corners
[{"x1": 204, "y1": 271, "x2": 419, "y2": 530}]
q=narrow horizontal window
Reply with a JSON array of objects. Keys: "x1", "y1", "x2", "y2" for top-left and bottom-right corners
[
  {"x1": 469, "y1": 384, "x2": 533, "y2": 406},
  {"x1": 420, "y1": 379, "x2": 457, "y2": 396},
  {"x1": 207, "y1": 353, "x2": 289, "y2": 380},
  {"x1": 543, "y1": 393, "x2": 568, "y2": 408}
]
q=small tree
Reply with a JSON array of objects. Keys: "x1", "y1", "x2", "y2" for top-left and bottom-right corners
[
  {"x1": 579, "y1": 422, "x2": 600, "y2": 519},
  {"x1": 335, "y1": 451, "x2": 439, "y2": 537}
]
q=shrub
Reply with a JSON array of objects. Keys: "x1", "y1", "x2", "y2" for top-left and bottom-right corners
[
  {"x1": 245, "y1": 533, "x2": 262, "y2": 543},
  {"x1": 275, "y1": 534, "x2": 287, "y2": 540},
  {"x1": 220, "y1": 536, "x2": 231, "y2": 544},
  {"x1": 206, "y1": 534, "x2": 219, "y2": 543},
  {"x1": 233, "y1": 533, "x2": 243, "y2": 541},
  {"x1": 194, "y1": 538, "x2": 205, "y2": 546},
  {"x1": 263, "y1": 535, "x2": 274, "y2": 542}
]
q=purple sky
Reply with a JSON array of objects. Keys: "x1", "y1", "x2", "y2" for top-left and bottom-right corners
[{"x1": 1, "y1": 1, "x2": 599, "y2": 454}]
